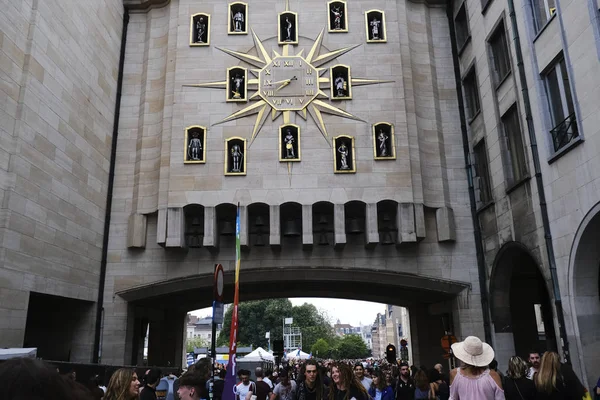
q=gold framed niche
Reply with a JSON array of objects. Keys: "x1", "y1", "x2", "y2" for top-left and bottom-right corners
[
  {"x1": 226, "y1": 66, "x2": 248, "y2": 102},
  {"x1": 278, "y1": 11, "x2": 298, "y2": 45},
  {"x1": 365, "y1": 9, "x2": 386, "y2": 43},
  {"x1": 327, "y1": 0, "x2": 348, "y2": 33},
  {"x1": 190, "y1": 13, "x2": 211, "y2": 46},
  {"x1": 184, "y1": 125, "x2": 207, "y2": 164},
  {"x1": 228, "y1": 2, "x2": 248, "y2": 35},
  {"x1": 372, "y1": 122, "x2": 396, "y2": 160},
  {"x1": 330, "y1": 64, "x2": 352, "y2": 100},
  {"x1": 333, "y1": 135, "x2": 356, "y2": 173},
  {"x1": 225, "y1": 137, "x2": 247, "y2": 176},
  {"x1": 279, "y1": 124, "x2": 301, "y2": 162}
]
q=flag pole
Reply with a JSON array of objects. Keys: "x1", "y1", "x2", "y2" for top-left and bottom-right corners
[{"x1": 223, "y1": 203, "x2": 242, "y2": 400}]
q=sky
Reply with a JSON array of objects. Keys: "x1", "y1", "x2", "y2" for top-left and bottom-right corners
[{"x1": 190, "y1": 297, "x2": 385, "y2": 327}]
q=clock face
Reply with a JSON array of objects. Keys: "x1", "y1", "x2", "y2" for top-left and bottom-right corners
[{"x1": 259, "y1": 55, "x2": 319, "y2": 111}]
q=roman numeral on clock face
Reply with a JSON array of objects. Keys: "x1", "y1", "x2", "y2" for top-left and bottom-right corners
[{"x1": 263, "y1": 79, "x2": 272, "y2": 85}]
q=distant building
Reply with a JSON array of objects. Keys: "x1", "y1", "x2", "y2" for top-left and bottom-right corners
[
  {"x1": 371, "y1": 313, "x2": 387, "y2": 359},
  {"x1": 186, "y1": 314, "x2": 220, "y2": 343},
  {"x1": 334, "y1": 320, "x2": 361, "y2": 336}
]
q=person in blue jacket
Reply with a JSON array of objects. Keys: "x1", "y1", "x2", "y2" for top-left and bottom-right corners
[{"x1": 367, "y1": 371, "x2": 393, "y2": 400}]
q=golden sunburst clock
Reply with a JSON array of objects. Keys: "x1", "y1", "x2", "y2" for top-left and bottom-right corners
[{"x1": 184, "y1": 20, "x2": 392, "y2": 146}]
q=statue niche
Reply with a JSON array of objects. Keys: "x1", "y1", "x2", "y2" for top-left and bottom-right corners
[
  {"x1": 278, "y1": 11, "x2": 298, "y2": 45},
  {"x1": 184, "y1": 126, "x2": 207, "y2": 164},
  {"x1": 190, "y1": 13, "x2": 211, "y2": 46},
  {"x1": 279, "y1": 124, "x2": 301, "y2": 162},
  {"x1": 229, "y1": 2, "x2": 248, "y2": 34},
  {"x1": 227, "y1": 67, "x2": 247, "y2": 102},
  {"x1": 225, "y1": 137, "x2": 246, "y2": 175},
  {"x1": 333, "y1": 135, "x2": 356, "y2": 173},
  {"x1": 328, "y1": 1, "x2": 348, "y2": 33},
  {"x1": 372, "y1": 122, "x2": 396, "y2": 160},
  {"x1": 365, "y1": 10, "x2": 386, "y2": 43}
]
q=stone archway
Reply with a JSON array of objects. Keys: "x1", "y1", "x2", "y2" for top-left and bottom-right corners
[
  {"x1": 568, "y1": 202, "x2": 600, "y2": 387},
  {"x1": 490, "y1": 242, "x2": 557, "y2": 363}
]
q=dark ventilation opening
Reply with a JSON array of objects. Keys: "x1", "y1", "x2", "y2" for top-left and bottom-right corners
[{"x1": 24, "y1": 292, "x2": 94, "y2": 361}]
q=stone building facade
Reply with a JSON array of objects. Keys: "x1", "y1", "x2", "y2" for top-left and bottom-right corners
[
  {"x1": 0, "y1": 0, "x2": 598, "y2": 385},
  {"x1": 453, "y1": 0, "x2": 600, "y2": 386}
]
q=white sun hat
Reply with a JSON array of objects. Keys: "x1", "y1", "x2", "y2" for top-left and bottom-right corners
[{"x1": 451, "y1": 336, "x2": 495, "y2": 367}]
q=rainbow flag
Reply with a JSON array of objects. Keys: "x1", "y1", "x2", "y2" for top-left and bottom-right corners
[{"x1": 223, "y1": 204, "x2": 242, "y2": 400}]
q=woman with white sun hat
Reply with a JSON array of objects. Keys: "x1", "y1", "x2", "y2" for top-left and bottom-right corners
[{"x1": 449, "y1": 336, "x2": 505, "y2": 400}]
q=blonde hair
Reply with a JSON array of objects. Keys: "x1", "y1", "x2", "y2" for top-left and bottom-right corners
[
  {"x1": 105, "y1": 368, "x2": 137, "y2": 400},
  {"x1": 507, "y1": 356, "x2": 528, "y2": 379},
  {"x1": 534, "y1": 352, "x2": 561, "y2": 394}
]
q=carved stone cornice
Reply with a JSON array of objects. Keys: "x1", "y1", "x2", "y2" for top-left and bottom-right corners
[{"x1": 123, "y1": 0, "x2": 170, "y2": 12}]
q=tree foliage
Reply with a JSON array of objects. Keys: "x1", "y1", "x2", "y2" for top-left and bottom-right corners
[
  {"x1": 186, "y1": 337, "x2": 209, "y2": 353},
  {"x1": 216, "y1": 299, "x2": 334, "y2": 350},
  {"x1": 310, "y1": 338, "x2": 330, "y2": 358},
  {"x1": 331, "y1": 334, "x2": 369, "y2": 359}
]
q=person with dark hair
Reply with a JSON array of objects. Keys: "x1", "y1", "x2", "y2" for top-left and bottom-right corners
[
  {"x1": 237, "y1": 369, "x2": 256, "y2": 400},
  {"x1": 368, "y1": 370, "x2": 393, "y2": 400},
  {"x1": 413, "y1": 370, "x2": 433, "y2": 399},
  {"x1": 141, "y1": 368, "x2": 163, "y2": 400},
  {"x1": 213, "y1": 368, "x2": 227, "y2": 400},
  {"x1": 527, "y1": 351, "x2": 541, "y2": 380},
  {"x1": 353, "y1": 363, "x2": 372, "y2": 390},
  {"x1": 429, "y1": 369, "x2": 448, "y2": 400},
  {"x1": 395, "y1": 362, "x2": 415, "y2": 400},
  {"x1": 504, "y1": 356, "x2": 536, "y2": 400},
  {"x1": 296, "y1": 360, "x2": 327, "y2": 400},
  {"x1": 328, "y1": 362, "x2": 368, "y2": 400},
  {"x1": 249, "y1": 366, "x2": 273, "y2": 400},
  {"x1": 0, "y1": 358, "x2": 79, "y2": 400},
  {"x1": 177, "y1": 371, "x2": 207, "y2": 400},
  {"x1": 88, "y1": 374, "x2": 107, "y2": 400},
  {"x1": 105, "y1": 368, "x2": 141, "y2": 400},
  {"x1": 272, "y1": 367, "x2": 297, "y2": 400}
]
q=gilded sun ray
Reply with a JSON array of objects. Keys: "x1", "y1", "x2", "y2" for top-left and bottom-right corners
[{"x1": 185, "y1": 27, "x2": 392, "y2": 145}]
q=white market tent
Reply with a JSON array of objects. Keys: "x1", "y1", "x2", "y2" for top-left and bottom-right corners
[
  {"x1": 287, "y1": 349, "x2": 310, "y2": 360},
  {"x1": 241, "y1": 347, "x2": 274, "y2": 362}
]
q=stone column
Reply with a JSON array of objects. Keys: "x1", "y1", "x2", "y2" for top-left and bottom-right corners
[
  {"x1": 365, "y1": 203, "x2": 379, "y2": 248},
  {"x1": 302, "y1": 204, "x2": 313, "y2": 250},
  {"x1": 165, "y1": 207, "x2": 185, "y2": 248},
  {"x1": 269, "y1": 205, "x2": 281, "y2": 249},
  {"x1": 396, "y1": 203, "x2": 416, "y2": 245},
  {"x1": 333, "y1": 204, "x2": 346, "y2": 250},
  {"x1": 436, "y1": 207, "x2": 456, "y2": 242},
  {"x1": 127, "y1": 213, "x2": 147, "y2": 248},
  {"x1": 203, "y1": 206, "x2": 219, "y2": 251}
]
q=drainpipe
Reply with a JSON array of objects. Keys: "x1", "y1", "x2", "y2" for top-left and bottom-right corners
[
  {"x1": 446, "y1": 0, "x2": 493, "y2": 345},
  {"x1": 506, "y1": 0, "x2": 570, "y2": 363},
  {"x1": 93, "y1": 6, "x2": 130, "y2": 364}
]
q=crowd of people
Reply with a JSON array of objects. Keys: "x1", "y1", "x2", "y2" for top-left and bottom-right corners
[{"x1": 0, "y1": 335, "x2": 598, "y2": 400}]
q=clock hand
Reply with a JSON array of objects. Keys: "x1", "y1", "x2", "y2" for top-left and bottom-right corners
[{"x1": 274, "y1": 76, "x2": 298, "y2": 92}]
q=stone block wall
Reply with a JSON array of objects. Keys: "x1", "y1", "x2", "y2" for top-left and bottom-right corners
[
  {"x1": 0, "y1": 0, "x2": 123, "y2": 360},
  {"x1": 101, "y1": 0, "x2": 485, "y2": 365}
]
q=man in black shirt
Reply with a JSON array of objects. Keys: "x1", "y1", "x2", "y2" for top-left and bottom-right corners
[
  {"x1": 296, "y1": 360, "x2": 327, "y2": 400},
  {"x1": 395, "y1": 363, "x2": 415, "y2": 400},
  {"x1": 141, "y1": 368, "x2": 162, "y2": 400}
]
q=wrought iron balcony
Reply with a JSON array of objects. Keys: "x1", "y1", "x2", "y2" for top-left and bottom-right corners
[{"x1": 550, "y1": 113, "x2": 578, "y2": 152}]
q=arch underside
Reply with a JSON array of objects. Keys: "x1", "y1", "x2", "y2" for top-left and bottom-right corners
[{"x1": 117, "y1": 267, "x2": 470, "y2": 311}]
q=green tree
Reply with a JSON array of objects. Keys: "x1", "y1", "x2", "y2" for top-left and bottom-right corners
[
  {"x1": 216, "y1": 299, "x2": 334, "y2": 350},
  {"x1": 310, "y1": 338, "x2": 330, "y2": 358},
  {"x1": 333, "y1": 334, "x2": 369, "y2": 359},
  {"x1": 186, "y1": 337, "x2": 209, "y2": 353}
]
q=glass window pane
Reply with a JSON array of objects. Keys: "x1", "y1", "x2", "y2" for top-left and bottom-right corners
[{"x1": 545, "y1": 67, "x2": 565, "y2": 125}]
